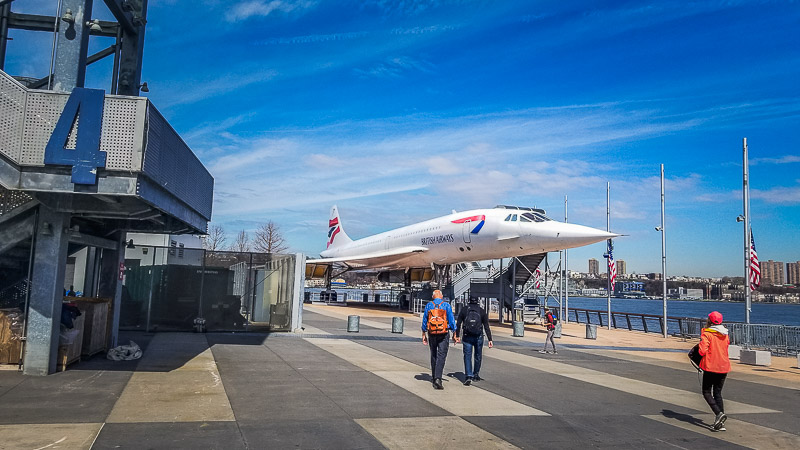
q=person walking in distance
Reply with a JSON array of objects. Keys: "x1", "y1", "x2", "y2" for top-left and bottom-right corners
[
  {"x1": 699, "y1": 311, "x2": 731, "y2": 431},
  {"x1": 422, "y1": 290, "x2": 458, "y2": 390},
  {"x1": 456, "y1": 296, "x2": 493, "y2": 385},
  {"x1": 539, "y1": 307, "x2": 557, "y2": 354}
]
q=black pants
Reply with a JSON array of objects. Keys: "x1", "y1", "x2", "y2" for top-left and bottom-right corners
[
  {"x1": 428, "y1": 332, "x2": 449, "y2": 380},
  {"x1": 702, "y1": 371, "x2": 727, "y2": 415}
]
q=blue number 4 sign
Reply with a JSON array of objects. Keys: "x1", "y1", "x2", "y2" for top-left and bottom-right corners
[{"x1": 44, "y1": 87, "x2": 107, "y2": 185}]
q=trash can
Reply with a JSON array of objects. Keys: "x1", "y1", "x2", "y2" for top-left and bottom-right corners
[
  {"x1": 392, "y1": 317, "x2": 404, "y2": 334},
  {"x1": 347, "y1": 315, "x2": 360, "y2": 332},
  {"x1": 585, "y1": 323, "x2": 597, "y2": 339},
  {"x1": 512, "y1": 320, "x2": 524, "y2": 337},
  {"x1": 554, "y1": 321, "x2": 562, "y2": 338}
]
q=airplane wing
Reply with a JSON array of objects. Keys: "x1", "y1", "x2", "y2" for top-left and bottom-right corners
[{"x1": 307, "y1": 246, "x2": 428, "y2": 270}]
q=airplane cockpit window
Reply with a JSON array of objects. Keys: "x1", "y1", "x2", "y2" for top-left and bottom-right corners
[
  {"x1": 520, "y1": 215, "x2": 532, "y2": 222},
  {"x1": 512, "y1": 214, "x2": 518, "y2": 221},
  {"x1": 504, "y1": 214, "x2": 512, "y2": 221},
  {"x1": 522, "y1": 212, "x2": 551, "y2": 223}
]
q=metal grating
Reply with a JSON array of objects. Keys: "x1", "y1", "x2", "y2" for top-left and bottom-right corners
[
  {"x1": 0, "y1": 74, "x2": 26, "y2": 162},
  {"x1": 143, "y1": 103, "x2": 213, "y2": 220},
  {"x1": 0, "y1": 184, "x2": 33, "y2": 216}
]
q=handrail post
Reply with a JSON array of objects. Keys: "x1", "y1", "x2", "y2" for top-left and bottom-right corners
[
  {"x1": 598, "y1": 311, "x2": 604, "y2": 327},
  {"x1": 642, "y1": 315, "x2": 649, "y2": 333},
  {"x1": 626, "y1": 314, "x2": 632, "y2": 331}
]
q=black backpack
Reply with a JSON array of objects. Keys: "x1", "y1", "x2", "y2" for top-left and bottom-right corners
[{"x1": 464, "y1": 306, "x2": 483, "y2": 335}]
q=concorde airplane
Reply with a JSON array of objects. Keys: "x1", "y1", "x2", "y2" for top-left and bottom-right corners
[{"x1": 306, "y1": 205, "x2": 618, "y2": 279}]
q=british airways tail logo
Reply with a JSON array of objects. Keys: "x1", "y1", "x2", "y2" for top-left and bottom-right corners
[
  {"x1": 327, "y1": 218, "x2": 340, "y2": 248},
  {"x1": 451, "y1": 215, "x2": 486, "y2": 234}
]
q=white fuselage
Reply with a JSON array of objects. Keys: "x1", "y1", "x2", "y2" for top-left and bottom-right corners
[{"x1": 319, "y1": 208, "x2": 615, "y2": 269}]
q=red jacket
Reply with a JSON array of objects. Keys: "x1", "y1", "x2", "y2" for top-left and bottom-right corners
[{"x1": 699, "y1": 326, "x2": 731, "y2": 373}]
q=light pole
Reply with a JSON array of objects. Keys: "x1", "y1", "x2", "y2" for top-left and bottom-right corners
[{"x1": 656, "y1": 164, "x2": 667, "y2": 338}]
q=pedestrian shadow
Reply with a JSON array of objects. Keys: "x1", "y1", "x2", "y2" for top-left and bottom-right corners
[
  {"x1": 414, "y1": 373, "x2": 433, "y2": 382},
  {"x1": 660, "y1": 409, "x2": 712, "y2": 430},
  {"x1": 446, "y1": 371, "x2": 467, "y2": 382}
]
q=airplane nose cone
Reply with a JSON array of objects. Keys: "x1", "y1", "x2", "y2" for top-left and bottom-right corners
[{"x1": 559, "y1": 224, "x2": 620, "y2": 248}]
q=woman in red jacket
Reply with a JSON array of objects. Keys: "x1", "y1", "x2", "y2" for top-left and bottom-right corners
[{"x1": 698, "y1": 311, "x2": 731, "y2": 431}]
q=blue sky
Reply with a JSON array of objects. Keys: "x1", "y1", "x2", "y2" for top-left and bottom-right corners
[{"x1": 8, "y1": 1, "x2": 800, "y2": 277}]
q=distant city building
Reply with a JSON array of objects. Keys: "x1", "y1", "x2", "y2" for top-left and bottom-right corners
[
  {"x1": 616, "y1": 260, "x2": 626, "y2": 277},
  {"x1": 762, "y1": 260, "x2": 785, "y2": 285},
  {"x1": 614, "y1": 280, "x2": 644, "y2": 297},
  {"x1": 589, "y1": 258, "x2": 599, "y2": 275},
  {"x1": 787, "y1": 261, "x2": 800, "y2": 285},
  {"x1": 668, "y1": 287, "x2": 703, "y2": 300},
  {"x1": 647, "y1": 272, "x2": 662, "y2": 280}
]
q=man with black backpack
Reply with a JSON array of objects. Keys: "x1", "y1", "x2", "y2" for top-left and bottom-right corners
[
  {"x1": 456, "y1": 296, "x2": 493, "y2": 386},
  {"x1": 422, "y1": 290, "x2": 458, "y2": 390}
]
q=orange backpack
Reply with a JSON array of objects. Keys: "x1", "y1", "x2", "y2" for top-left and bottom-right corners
[{"x1": 427, "y1": 301, "x2": 448, "y2": 334}]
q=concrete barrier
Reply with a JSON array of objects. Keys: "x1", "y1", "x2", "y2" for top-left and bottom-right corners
[
  {"x1": 740, "y1": 349, "x2": 771, "y2": 366},
  {"x1": 391, "y1": 317, "x2": 404, "y2": 334},
  {"x1": 512, "y1": 321, "x2": 524, "y2": 337},
  {"x1": 586, "y1": 324, "x2": 597, "y2": 340},
  {"x1": 347, "y1": 315, "x2": 360, "y2": 332},
  {"x1": 554, "y1": 322, "x2": 562, "y2": 338},
  {"x1": 728, "y1": 344, "x2": 742, "y2": 360}
]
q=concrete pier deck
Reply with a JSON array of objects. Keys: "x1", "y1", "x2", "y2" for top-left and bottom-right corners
[{"x1": 0, "y1": 304, "x2": 798, "y2": 449}]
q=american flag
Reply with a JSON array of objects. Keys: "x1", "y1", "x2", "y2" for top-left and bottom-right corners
[
  {"x1": 750, "y1": 229, "x2": 760, "y2": 291},
  {"x1": 534, "y1": 268, "x2": 541, "y2": 289},
  {"x1": 607, "y1": 241, "x2": 617, "y2": 290}
]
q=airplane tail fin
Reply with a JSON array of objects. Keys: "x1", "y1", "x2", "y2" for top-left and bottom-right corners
[{"x1": 327, "y1": 205, "x2": 353, "y2": 249}]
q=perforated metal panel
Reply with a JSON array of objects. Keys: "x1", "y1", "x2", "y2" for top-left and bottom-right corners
[
  {"x1": 0, "y1": 74, "x2": 26, "y2": 162},
  {"x1": 0, "y1": 184, "x2": 33, "y2": 216},
  {"x1": 0, "y1": 70, "x2": 146, "y2": 170},
  {"x1": 101, "y1": 97, "x2": 146, "y2": 171},
  {"x1": 20, "y1": 91, "x2": 69, "y2": 165}
]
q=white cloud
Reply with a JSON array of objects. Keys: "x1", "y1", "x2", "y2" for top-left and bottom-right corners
[
  {"x1": 225, "y1": 0, "x2": 316, "y2": 22},
  {"x1": 750, "y1": 155, "x2": 800, "y2": 165}
]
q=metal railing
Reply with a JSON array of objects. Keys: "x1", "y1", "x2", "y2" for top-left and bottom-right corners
[{"x1": 566, "y1": 307, "x2": 799, "y2": 356}]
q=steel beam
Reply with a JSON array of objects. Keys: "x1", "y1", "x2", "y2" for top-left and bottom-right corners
[
  {"x1": 116, "y1": 0, "x2": 146, "y2": 96},
  {"x1": 103, "y1": 0, "x2": 139, "y2": 35},
  {"x1": 23, "y1": 206, "x2": 70, "y2": 376},
  {"x1": 52, "y1": 0, "x2": 94, "y2": 91},
  {"x1": 7, "y1": 12, "x2": 117, "y2": 37}
]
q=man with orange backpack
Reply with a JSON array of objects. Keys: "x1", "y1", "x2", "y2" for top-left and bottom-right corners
[{"x1": 422, "y1": 290, "x2": 458, "y2": 390}]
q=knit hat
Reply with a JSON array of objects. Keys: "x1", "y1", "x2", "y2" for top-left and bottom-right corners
[{"x1": 708, "y1": 311, "x2": 723, "y2": 325}]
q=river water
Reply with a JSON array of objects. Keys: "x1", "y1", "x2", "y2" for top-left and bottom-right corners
[
  {"x1": 550, "y1": 297, "x2": 800, "y2": 327},
  {"x1": 309, "y1": 287, "x2": 800, "y2": 327}
]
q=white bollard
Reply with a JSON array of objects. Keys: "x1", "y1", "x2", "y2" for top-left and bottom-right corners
[{"x1": 740, "y1": 349, "x2": 771, "y2": 366}]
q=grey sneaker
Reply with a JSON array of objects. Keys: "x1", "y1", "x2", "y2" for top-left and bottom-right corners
[
  {"x1": 463, "y1": 378, "x2": 472, "y2": 386},
  {"x1": 539, "y1": 350, "x2": 547, "y2": 354},
  {"x1": 712, "y1": 412, "x2": 727, "y2": 430}
]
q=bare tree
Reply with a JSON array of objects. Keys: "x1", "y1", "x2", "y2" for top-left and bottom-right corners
[
  {"x1": 201, "y1": 224, "x2": 227, "y2": 251},
  {"x1": 253, "y1": 221, "x2": 289, "y2": 254},
  {"x1": 230, "y1": 230, "x2": 251, "y2": 253}
]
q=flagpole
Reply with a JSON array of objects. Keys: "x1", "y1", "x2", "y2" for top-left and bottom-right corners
[
  {"x1": 606, "y1": 182, "x2": 612, "y2": 330},
  {"x1": 743, "y1": 138, "x2": 752, "y2": 347},
  {"x1": 660, "y1": 164, "x2": 667, "y2": 338},
  {"x1": 564, "y1": 194, "x2": 569, "y2": 324}
]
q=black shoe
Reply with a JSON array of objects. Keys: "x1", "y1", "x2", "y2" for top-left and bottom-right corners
[
  {"x1": 464, "y1": 378, "x2": 472, "y2": 386},
  {"x1": 472, "y1": 375, "x2": 482, "y2": 382},
  {"x1": 433, "y1": 378, "x2": 444, "y2": 390},
  {"x1": 712, "y1": 412, "x2": 727, "y2": 430}
]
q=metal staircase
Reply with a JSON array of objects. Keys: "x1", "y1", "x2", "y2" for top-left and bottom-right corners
[{"x1": 467, "y1": 253, "x2": 546, "y2": 311}]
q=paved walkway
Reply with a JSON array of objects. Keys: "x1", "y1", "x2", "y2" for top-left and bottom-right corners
[{"x1": 0, "y1": 304, "x2": 797, "y2": 449}]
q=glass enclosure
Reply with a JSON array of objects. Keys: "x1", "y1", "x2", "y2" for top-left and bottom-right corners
[{"x1": 121, "y1": 247, "x2": 299, "y2": 332}]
